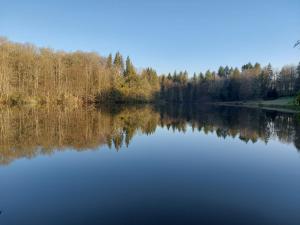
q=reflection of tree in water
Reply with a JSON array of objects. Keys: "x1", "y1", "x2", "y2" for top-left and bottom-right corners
[
  {"x1": 156, "y1": 104, "x2": 300, "y2": 149},
  {"x1": 0, "y1": 105, "x2": 160, "y2": 165},
  {"x1": 0, "y1": 104, "x2": 299, "y2": 165}
]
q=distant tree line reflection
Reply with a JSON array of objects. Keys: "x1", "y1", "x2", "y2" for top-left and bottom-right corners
[{"x1": 0, "y1": 105, "x2": 299, "y2": 165}]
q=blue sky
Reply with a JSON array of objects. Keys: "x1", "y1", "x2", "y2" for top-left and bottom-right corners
[{"x1": 1, "y1": 0, "x2": 299, "y2": 74}]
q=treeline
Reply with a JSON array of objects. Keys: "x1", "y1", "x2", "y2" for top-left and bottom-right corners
[
  {"x1": 1, "y1": 37, "x2": 300, "y2": 105},
  {"x1": 0, "y1": 37, "x2": 159, "y2": 105},
  {"x1": 160, "y1": 62, "x2": 300, "y2": 102}
]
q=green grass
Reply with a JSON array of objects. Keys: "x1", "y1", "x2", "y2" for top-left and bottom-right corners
[
  {"x1": 215, "y1": 96, "x2": 300, "y2": 112},
  {"x1": 251, "y1": 97, "x2": 294, "y2": 106}
]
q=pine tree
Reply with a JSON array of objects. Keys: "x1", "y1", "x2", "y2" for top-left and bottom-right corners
[
  {"x1": 224, "y1": 66, "x2": 230, "y2": 78},
  {"x1": 198, "y1": 72, "x2": 204, "y2": 81},
  {"x1": 192, "y1": 73, "x2": 197, "y2": 83},
  {"x1": 205, "y1": 70, "x2": 213, "y2": 80},
  {"x1": 124, "y1": 56, "x2": 136, "y2": 78},
  {"x1": 266, "y1": 63, "x2": 275, "y2": 89},
  {"x1": 106, "y1": 53, "x2": 112, "y2": 69},
  {"x1": 141, "y1": 68, "x2": 159, "y2": 91},
  {"x1": 259, "y1": 66, "x2": 271, "y2": 98},
  {"x1": 254, "y1": 63, "x2": 261, "y2": 70},
  {"x1": 228, "y1": 68, "x2": 241, "y2": 101},
  {"x1": 218, "y1": 66, "x2": 225, "y2": 78},
  {"x1": 294, "y1": 62, "x2": 300, "y2": 92},
  {"x1": 242, "y1": 63, "x2": 253, "y2": 71},
  {"x1": 253, "y1": 63, "x2": 262, "y2": 75},
  {"x1": 113, "y1": 52, "x2": 124, "y2": 73},
  {"x1": 173, "y1": 71, "x2": 178, "y2": 82}
]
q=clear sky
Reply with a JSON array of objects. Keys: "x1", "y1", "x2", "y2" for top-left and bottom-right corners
[{"x1": 1, "y1": 0, "x2": 299, "y2": 74}]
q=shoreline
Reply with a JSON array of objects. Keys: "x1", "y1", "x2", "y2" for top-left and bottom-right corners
[{"x1": 211, "y1": 97, "x2": 300, "y2": 113}]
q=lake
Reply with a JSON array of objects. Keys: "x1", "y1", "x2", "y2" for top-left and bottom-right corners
[{"x1": 0, "y1": 105, "x2": 299, "y2": 225}]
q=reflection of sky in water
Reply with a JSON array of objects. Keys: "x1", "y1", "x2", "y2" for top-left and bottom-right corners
[
  {"x1": 1, "y1": 105, "x2": 300, "y2": 166},
  {"x1": 0, "y1": 122, "x2": 300, "y2": 225}
]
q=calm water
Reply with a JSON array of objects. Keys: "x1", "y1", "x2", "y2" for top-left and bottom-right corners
[{"x1": 0, "y1": 105, "x2": 300, "y2": 225}]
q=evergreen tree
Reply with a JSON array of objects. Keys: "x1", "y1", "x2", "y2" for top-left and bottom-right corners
[
  {"x1": 191, "y1": 73, "x2": 198, "y2": 102},
  {"x1": 232, "y1": 68, "x2": 241, "y2": 78},
  {"x1": 224, "y1": 66, "x2": 231, "y2": 77},
  {"x1": 254, "y1": 63, "x2": 261, "y2": 70},
  {"x1": 106, "y1": 53, "x2": 113, "y2": 68},
  {"x1": 266, "y1": 63, "x2": 275, "y2": 90},
  {"x1": 218, "y1": 66, "x2": 225, "y2": 78},
  {"x1": 141, "y1": 68, "x2": 159, "y2": 91},
  {"x1": 124, "y1": 56, "x2": 136, "y2": 78},
  {"x1": 181, "y1": 71, "x2": 188, "y2": 85},
  {"x1": 113, "y1": 52, "x2": 124, "y2": 73},
  {"x1": 160, "y1": 75, "x2": 166, "y2": 100},
  {"x1": 192, "y1": 73, "x2": 198, "y2": 84},
  {"x1": 229, "y1": 67, "x2": 234, "y2": 77},
  {"x1": 294, "y1": 62, "x2": 300, "y2": 92},
  {"x1": 253, "y1": 63, "x2": 262, "y2": 75},
  {"x1": 173, "y1": 71, "x2": 178, "y2": 82},
  {"x1": 266, "y1": 63, "x2": 273, "y2": 76},
  {"x1": 259, "y1": 67, "x2": 271, "y2": 99},
  {"x1": 199, "y1": 72, "x2": 204, "y2": 81},
  {"x1": 205, "y1": 70, "x2": 213, "y2": 80},
  {"x1": 228, "y1": 68, "x2": 241, "y2": 100},
  {"x1": 242, "y1": 63, "x2": 253, "y2": 71}
]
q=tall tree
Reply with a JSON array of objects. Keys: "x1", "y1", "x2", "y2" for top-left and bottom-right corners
[
  {"x1": 224, "y1": 66, "x2": 230, "y2": 78},
  {"x1": 106, "y1": 53, "x2": 113, "y2": 68},
  {"x1": 296, "y1": 62, "x2": 300, "y2": 92},
  {"x1": 242, "y1": 63, "x2": 253, "y2": 71},
  {"x1": 124, "y1": 56, "x2": 136, "y2": 78},
  {"x1": 113, "y1": 52, "x2": 124, "y2": 73},
  {"x1": 205, "y1": 70, "x2": 213, "y2": 80},
  {"x1": 218, "y1": 66, "x2": 225, "y2": 78}
]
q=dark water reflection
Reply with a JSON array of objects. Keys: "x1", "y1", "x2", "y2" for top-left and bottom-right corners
[
  {"x1": 0, "y1": 104, "x2": 300, "y2": 165},
  {"x1": 0, "y1": 105, "x2": 300, "y2": 225}
]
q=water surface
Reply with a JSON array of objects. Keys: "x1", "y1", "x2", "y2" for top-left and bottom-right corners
[{"x1": 0, "y1": 105, "x2": 299, "y2": 225}]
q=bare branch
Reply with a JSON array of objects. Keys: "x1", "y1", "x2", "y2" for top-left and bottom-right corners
[{"x1": 294, "y1": 40, "x2": 300, "y2": 48}]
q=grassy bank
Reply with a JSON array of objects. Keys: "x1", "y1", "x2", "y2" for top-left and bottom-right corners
[{"x1": 214, "y1": 97, "x2": 300, "y2": 112}]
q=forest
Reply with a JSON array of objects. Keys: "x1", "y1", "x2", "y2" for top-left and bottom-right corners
[{"x1": 0, "y1": 37, "x2": 300, "y2": 105}]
